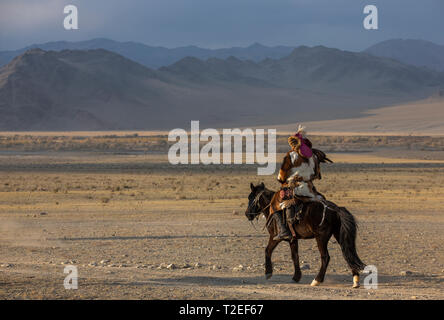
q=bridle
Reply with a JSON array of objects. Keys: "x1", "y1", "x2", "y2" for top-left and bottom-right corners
[{"x1": 246, "y1": 190, "x2": 271, "y2": 219}]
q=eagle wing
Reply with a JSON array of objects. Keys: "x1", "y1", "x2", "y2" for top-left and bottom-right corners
[
  {"x1": 311, "y1": 148, "x2": 333, "y2": 180},
  {"x1": 312, "y1": 148, "x2": 333, "y2": 164}
]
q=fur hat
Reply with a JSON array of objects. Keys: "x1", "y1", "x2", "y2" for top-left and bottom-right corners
[
  {"x1": 288, "y1": 135, "x2": 301, "y2": 151},
  {"x1": 288, "y1": 125, "x2": 306, "y2": 150}
]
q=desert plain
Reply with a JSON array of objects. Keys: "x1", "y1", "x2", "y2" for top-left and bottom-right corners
[{"x1": 0, "y1": 132, "x2": 443, "y2": 300}]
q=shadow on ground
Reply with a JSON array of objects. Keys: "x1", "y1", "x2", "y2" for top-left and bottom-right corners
[
  {"x1": 101, "y1": 273, "x2": 442, "y2": 288},
  {"x1": 50, "y1": 234, "x2": 264, "y2": 241}
]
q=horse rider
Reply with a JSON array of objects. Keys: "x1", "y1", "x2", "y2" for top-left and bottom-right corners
[{"x1": 273, "y1": 125, "x2": 329, "y2": 241}]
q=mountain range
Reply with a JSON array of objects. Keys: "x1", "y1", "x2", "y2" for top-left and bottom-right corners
[
  {"x1": 2, "y1": 38, "x2": 444, "y2": 73},
  {"x1": 0, "y1": 39, "x2": 295, "y2": 70},
  {"x1": 1, "y1": 45, "x2": 443, "y2": 130},
  {"x1": 364, "y1": 39, "x2": 444, "y2": 72}
]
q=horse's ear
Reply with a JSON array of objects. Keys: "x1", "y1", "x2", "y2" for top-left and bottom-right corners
[
  {"x1": 250, "y1": 183, "x2": 254, "y2": 191},
  {"x1": 260, "y1": 182, "x2": 265, "y2": 189}
]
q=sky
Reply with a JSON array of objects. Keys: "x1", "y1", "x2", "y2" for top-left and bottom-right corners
[{"x1": 0, "y1": 0, "x2": 443, "y2": 51}]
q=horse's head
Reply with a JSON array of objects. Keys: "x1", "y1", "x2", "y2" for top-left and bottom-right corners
[{"x1": 245, "y1": 182, "x2": 267, "y2": 221}]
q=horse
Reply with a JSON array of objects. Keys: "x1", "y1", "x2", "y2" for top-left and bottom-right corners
[{"x1": 245, "y1": 182, "x2": 366, "y2": 288}]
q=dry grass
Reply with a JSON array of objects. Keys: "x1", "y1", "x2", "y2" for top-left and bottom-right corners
[
  {"x1": 1, "y1": 133, "x2": 444, "y2": 155},
  {"x1": 0, "y1": 152, "x2": 443, "y2": 213},
  {"x1": 0, "y1": 150, "x2": 443, "y2": 299}
]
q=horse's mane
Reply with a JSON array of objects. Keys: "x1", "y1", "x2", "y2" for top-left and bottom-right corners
[
  {"x1": 264, "y1": 187, "x2": 274, "y2": 192},
  {"x1": 263, "y1": 187, "x2": 276, "y2": 198}
]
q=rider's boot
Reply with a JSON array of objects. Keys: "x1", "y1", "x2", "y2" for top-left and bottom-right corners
[
  {"x1": 273, "y1": 211, "x2": 291, "y2": 241},
  {"x1": 286, "y1": 205, "x2": 296, "y2": 225}
]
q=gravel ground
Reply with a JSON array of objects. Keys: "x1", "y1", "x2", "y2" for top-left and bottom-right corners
[{"x1": 0, "y1": 153, "x2": 443, "y2": 299}]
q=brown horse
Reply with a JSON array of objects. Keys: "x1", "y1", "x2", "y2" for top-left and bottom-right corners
[{"x1": 245, "y1": 182, "x2": 366, "y2": 288}]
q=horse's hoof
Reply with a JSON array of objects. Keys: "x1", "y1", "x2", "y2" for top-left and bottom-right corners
[
  {"x1": 265, "y1": 273, "x2": 273, "y2": 280},
  {"x1": 353, "y1": 275, "x2": 360, "y2": 288},
  {"x1": 292, "y1": 274, "x2": 301, "y2": 283},
  {"x1": 310, "y1": 280, "x2": 321, "y2": 286}
]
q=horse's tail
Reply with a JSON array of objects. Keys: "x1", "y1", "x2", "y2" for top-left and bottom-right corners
[{"x1": 335, "y1": 207, "x2": 366, "y2": 272}]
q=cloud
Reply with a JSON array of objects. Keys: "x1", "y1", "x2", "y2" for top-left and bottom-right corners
[
  {"x1": 0, "y1": 0, "x2": 443, "y2": 51},
  {"x1": 0, "y1": 0, "x2": 62, "y2": 30}
]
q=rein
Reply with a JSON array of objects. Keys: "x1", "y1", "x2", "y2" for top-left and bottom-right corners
[
  {"x1": 247, "y1": 190, "x2": 272, "y2": 231},
  {"x1": 247, "y1": 190, "x2": 270, "y2": 214}
]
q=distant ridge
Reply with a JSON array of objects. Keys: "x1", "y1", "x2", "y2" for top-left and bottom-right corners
[
  {"x1": 0, "y1": 38, "x2": 295, "y2": 69},
  {"x1": 4, "y1": 38, "x2": 444, "y2": 72},
  {"x1": 364, "y1": 39, "x2": 444, "y2": 72},
  {"x1": 163, "y1": 45, "x2": 444, "y2": 94}
]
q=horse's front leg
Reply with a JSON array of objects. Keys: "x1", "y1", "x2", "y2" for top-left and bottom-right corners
[
  {"x1": 290, "y1": 239, "x2": 301, "y2": 282},
  {"x1": 265, "y1": 235, "x2": 280, "y2": 279},
  {"x1": 311, "y1": 235, "x2": 330, "y2": 286}
]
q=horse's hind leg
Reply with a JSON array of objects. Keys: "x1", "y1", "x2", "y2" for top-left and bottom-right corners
[
  {"x1": 333, "y1": 231, "x2": 360, "y2": 288},
  {"x1": 290, "y1": 239, "x2": 301, "y2": 283},
  {"x1": 265, "y1": 236, "x2": 280, "y2": 280},
  {"x1": 311, "y1": 235, "x2": 330, "y2": 286}
]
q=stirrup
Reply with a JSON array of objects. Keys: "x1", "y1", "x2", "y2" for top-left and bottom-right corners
[
  {"x1": 293, "y1": 203, "x2": 304, "y2": 222},
  {"x1": 295, "y1": 209, "x2": 303, "y2": 222},
  {"x1": 273, "y1": 231, "x2": 291, "y2": 241}
]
